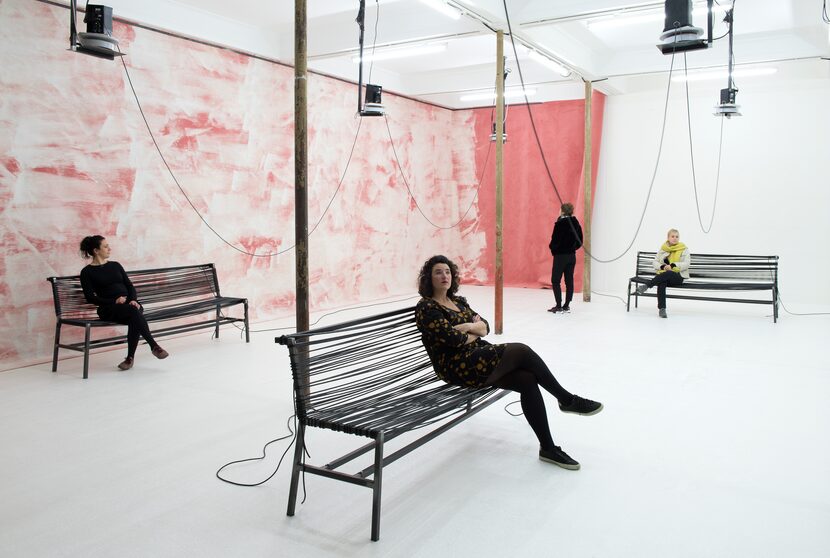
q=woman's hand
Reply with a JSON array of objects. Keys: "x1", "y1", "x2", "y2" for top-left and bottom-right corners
[
  {"x1": 129, "y1": 300, "x2": 140, "y2": 309},
  {"x1": 455, "y1": 319, "x2": 487, "y2": 337},
  {"x1": 469, "y1": 318, "x2": 488, "y2": 337},
  {"x1": 115, "y1": 296, "x2": 127, "y2": 304}
]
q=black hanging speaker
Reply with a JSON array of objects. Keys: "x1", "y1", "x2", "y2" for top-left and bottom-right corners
[
  {"x1": 663, "y1": 0, "x2": 693, "y2": 32},
  {"x1": 364, "y1": 84, "x2": 383, "y2": 105},
  {"x1": 84, "y1": 5, "x2": 113, "y2": 36},
  {"x1": 361, "y1": 84, "x2": 385, "y2": 116}
]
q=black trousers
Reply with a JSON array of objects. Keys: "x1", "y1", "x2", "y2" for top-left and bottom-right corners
[
  {"x1": 551, "y1": 252, "x2": 576, "y2": 307},
  {"x1": 646, "y1": 271, "x2": 684, "y2": 309},
  {"x1": 97, "y1": 303, "x2": 158, "y2": 358}
]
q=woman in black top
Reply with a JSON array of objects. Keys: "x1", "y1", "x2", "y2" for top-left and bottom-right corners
[
  {"x1": 79, "y1": 235, "x2": 169, "y2": 370},
  {"x1": 548, "y1": 202, "x2": 583, "y2": 313},
  {"x1": 414, "y1": 255, "x2": 603, "y2": 470}
]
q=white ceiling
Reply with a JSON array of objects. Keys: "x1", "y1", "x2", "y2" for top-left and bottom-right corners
[{"x1": 84, "y1": 0, "x2": 830, "y2": 108}]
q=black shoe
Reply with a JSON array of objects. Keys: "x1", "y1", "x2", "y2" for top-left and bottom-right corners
[
  {"x1": 559, "y1": 395, "x2": 603, "y2": 416},
  {"x1": 548, "y1": 306, "x2": 563, "y2": 314},
  {"x1": 539, "y1": 446, "x2": 580, "y2": 470},
  {"x1": 562, "y1": 305, "x2": 571, "y2": 313}
]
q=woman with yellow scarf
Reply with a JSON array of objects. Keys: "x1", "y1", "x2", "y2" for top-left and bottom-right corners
[{"x1": 636, "y1": 229, "x2": 690, "y2": 318}]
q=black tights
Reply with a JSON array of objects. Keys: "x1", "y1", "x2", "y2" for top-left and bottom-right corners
[
  {"x1": 491, "y1": 343, "x2": 573, "y2": 451},
  {"x1": 98, "y1": 304, "x2": 158, "y2": 358}
]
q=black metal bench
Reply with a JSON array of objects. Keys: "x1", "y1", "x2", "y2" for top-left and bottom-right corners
[
  {"x1": 276, "y1": 306, "x2": 507, "y2": 541},
  {"x1": 627, "y1": 252, "x2": 779, "y2": 322},
  {"x1": 47, "y1": 263, "x2": 249, "y2": 378}
]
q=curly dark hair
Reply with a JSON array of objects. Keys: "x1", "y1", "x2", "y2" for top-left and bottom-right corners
[
  {"x1": 79, "y1": 235, "x2": 105, "y2": 259},
  {"x1": 417, "y1": 255, "x2": 460, "y2": 298}
]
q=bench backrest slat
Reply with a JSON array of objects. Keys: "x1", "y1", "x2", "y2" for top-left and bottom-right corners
[
  {"x1": 636, "y1": 252, "x2": 778, "y2": 282},
  {"x1": 278, "y1": 306, "x2": 484, "y2": 437},
  {"x1": 47, "y1": 263, "x2": 221, "y2": 319}
]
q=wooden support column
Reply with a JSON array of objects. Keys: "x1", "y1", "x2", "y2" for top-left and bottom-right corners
[
  {"x1": 582, "y1": 80, "x2": 593, "y2": 302},
  {"x1": 295, "y1": 0, "x2": 309, "y2": 331},
  {"x1": 494, "y1": 30, "x2": 504, "y2": 334}
]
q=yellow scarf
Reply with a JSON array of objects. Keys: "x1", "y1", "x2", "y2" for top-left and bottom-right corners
[{"x1": 658, "y1": 241, "x2": 687, "y2": 273}]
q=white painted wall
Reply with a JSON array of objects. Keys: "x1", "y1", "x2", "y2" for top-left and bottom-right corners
[{"x1": 591, "y1": 60, "x2": 830, "y2": 305}]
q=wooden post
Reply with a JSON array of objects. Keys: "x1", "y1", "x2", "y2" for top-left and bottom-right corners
[
  {"x1": 295, "y1": 0, "x2": 309, "y2": 332},
  {"x1": 494, "y1": 31, "x2": 505, "y2": 334},
  {"x1": 582, "y1": 80, "x2": 592, "y2": 302}
]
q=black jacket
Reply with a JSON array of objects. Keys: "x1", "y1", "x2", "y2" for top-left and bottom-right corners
[{"x1": 549, "y1": 215, "x2": 583, "y2": 255}]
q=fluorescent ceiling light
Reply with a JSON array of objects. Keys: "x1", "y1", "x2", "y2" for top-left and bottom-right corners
[
  {"x1": 527, "y1": 50, "x2": 570, "y2": 76},
  {"x1": 459, "y1": 88, "x2": 537, "y2": 102},
  {"x1": 672, "y1": 67, "x2": 778, "y2": 82},
  {"x1": 353, "y1": 43, "x2": 447, "y2": 63},
  {"x1": 587, "y1": 12, "x2": 663, "y2": 30},
  {"x1": 419, "y1": 0, "x2": 461, "y2": 20},
  {"x1": 588, "y1": 2, "x2": 731, "y2": 30}
]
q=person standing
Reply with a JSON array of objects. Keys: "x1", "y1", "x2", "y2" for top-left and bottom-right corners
[{"x1": 548, "y1": 203, "x2": 583, "y2": 314}]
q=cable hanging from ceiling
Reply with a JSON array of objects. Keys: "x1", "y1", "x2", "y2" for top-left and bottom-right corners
[
  {"x1": 500, "y1": 0, "x2": 685, "y2": 264},
  {"x1": 683, "y1": 53, "x2": 726, "y2": 234}
]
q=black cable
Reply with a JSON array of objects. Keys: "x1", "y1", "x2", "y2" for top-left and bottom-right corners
[
  {"x1": 590, "y1": 290, "x2": 628, "y2": 306},
  {"x1": 117, "y1": 45, "x2": 363, "y2": 258},
  {"x1": 225, "y1": 293, "x2": 422, "y2": 335},
  {"x1": 683, "y1": 53, "x2": 725, "y2": 234},
  {"x1": 500, "y1": 0, "x2": 678, "y2": 264},
  {"x1": 215, "y1": 414, "x2": 298, "y2": 487},
  {"x1": 778, "y1": 292, "x2": 830, "y2": 316},
  {"x1": 384, "y1": 114, "x2": 493, "y2": 230},
  {"x1": 367, "y1": 0, "x2": 379, "y2": 85},
  {"x1": 504, "y1": 399, "x2": 522, "y2": 416},
  {"x1": 823, "y1": 0, "x2": 830, "y2": 24}
]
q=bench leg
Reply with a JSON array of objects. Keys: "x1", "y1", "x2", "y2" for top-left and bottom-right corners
[
  {"x1": 82, "y1": 325, "x2": 91, "y2": 380},
  {"x1": 215, "y1": 304, "x2": 221, "y2": 339},
  {"x1": 626, "y1": 281, "x2": 632, "y2": 312},
  {"x1": 371, "y1": 432, "x2": 385, "y2": 542},
  {"x1": 52, "y1": 322, "x2": 62, "y2": 372},
  {"x1": 243, "y1": 300, "x2": 250, "y2": 343},
  {"x1": 773, "y1": 287, "x2": 779, "y2": 323},
  {"x1": 287, "y1": 422, "x2": 305, "y2": 517}
]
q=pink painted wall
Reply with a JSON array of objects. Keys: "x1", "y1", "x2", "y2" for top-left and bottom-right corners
[
  {"x1": 0, "y1": 0, "x2": 602, "y2": 371},
  {"x1": 469, "y1": 94, "x2": 606, "y2": 290}
]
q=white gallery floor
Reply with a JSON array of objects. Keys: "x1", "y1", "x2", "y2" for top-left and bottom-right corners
[{"x1": 1, "y1": 286, "x2": 829, "y2": 558}]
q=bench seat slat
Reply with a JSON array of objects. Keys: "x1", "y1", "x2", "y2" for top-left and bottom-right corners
[
  {"x1": 276, "y1": 306, "x2": 505, "y2": 540},
  {"x1": 47, "y1": 263, "x2": 249, "y2": 378},
  {"x1": 628, "y1": 252, "x2": 779, "y2": 321}
]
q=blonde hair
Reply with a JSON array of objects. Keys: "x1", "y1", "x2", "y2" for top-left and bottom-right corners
[{"x1": 667, "y1": 228, "x2": 679, "y2": 238}]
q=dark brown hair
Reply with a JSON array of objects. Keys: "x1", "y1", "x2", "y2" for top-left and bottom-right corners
[
  {"x1": 79, "y1": 235, "x2": 105, "y2": 258},
  {"x1": 417, "y1": 255, "x2": 460, "y2": 298},
  {"x1": 561, "y1": 203, "x2": 574, "y2": 216}
]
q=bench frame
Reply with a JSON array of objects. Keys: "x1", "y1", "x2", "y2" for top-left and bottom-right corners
[
  {"x1": 47, "y1": 263, "x2": 249, "y2": 378},
  {"x1": 277, "y1": 306, "x2": 507, "y2": 541},
  {"x1": 626, "y1": 252, "x2": 779, "y2": 322}
]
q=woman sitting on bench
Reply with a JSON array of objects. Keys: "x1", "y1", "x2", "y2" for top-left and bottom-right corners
[
  {"x1": 79, "y1": 235, "x2": 169, "y2": 371},
  {"x1": 414, "y1": 255, "x2": 603, "y2": 471},
  {"x1": 636, "y1": 228, "x2": 690, "y2": 318}
]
